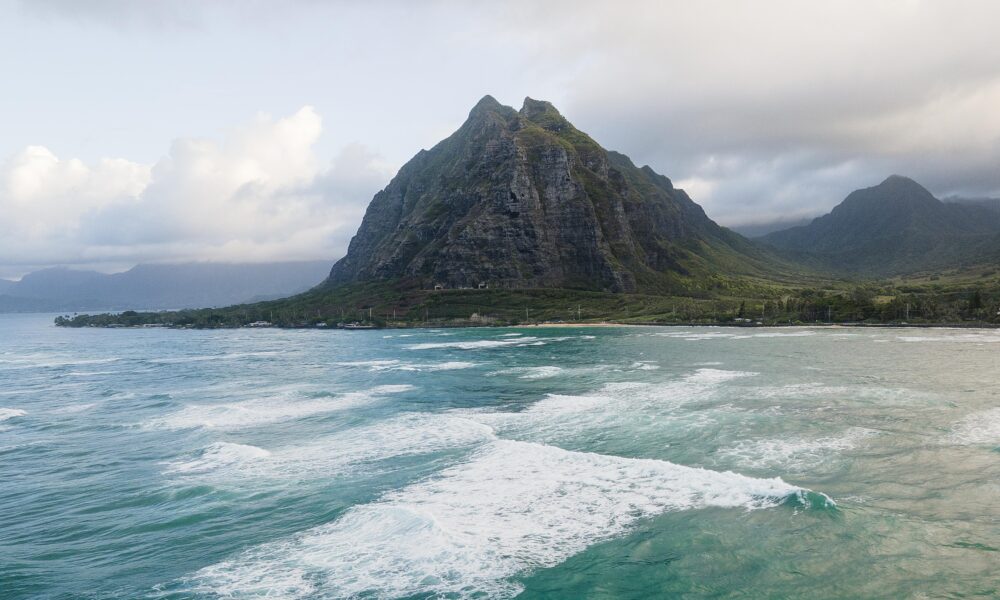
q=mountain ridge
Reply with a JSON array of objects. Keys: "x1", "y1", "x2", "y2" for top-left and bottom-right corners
[
  {"x1": 762, "y1": 175, "x2": 1000, "y2": 276},
  {"x1": 0, "y1": 261, "x2": 331, "y2": 312},
  {"x1": 325, "y1": 95, "x2": 789, "y2": 296}
]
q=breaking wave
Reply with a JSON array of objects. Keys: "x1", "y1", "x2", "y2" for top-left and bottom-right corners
[
  {"x1": 145, "y1": 385, "x2": 414, "y2": 430},
  {"x1": 192, "y1": 440, "x2": 829, "y2": 599},
  {"x1": 946, "y1": 408, "x2": 1000, "y2": 446},
  {"x1": 0, "y1": 408, "x2": 26, "y2": 422},
  {"x1": 164, "y1": 414, "x2": 496, "y2": 484}
]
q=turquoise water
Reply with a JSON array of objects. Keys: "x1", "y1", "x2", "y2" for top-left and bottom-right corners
[{"x1": 1, "y1": 314, "x2": 998, "y2": 599}]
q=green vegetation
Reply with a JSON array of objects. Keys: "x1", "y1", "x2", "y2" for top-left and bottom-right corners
[
  {"x1": 762, "y1": 175, "x2": 1000, "y2": 277},
  {"x1": 55, "y1": 274, "x2": 1000, "y2": 329}
]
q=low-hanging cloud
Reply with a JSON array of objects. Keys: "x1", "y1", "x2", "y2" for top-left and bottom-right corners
[
  {"x1": 0, "y1": 107, "x2": 392, "y2": 278},
  {"x1": 7, "y1": 0, "x2": 1000, "y2": 240}
]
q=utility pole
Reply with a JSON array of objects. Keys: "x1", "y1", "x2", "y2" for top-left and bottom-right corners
[{"x1": 525, "y1": 307, "x2": 529, "y2": 322}]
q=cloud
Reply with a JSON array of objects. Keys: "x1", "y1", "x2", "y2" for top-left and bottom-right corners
[
  {"x1": 479, "y1": 0, "x2": 1000, "y2": 224},
  {"x1": 6, "y1": 0, "x2": 1000, "y2": 236},
  {"x1": 0, "y1": 107, "x2": 392, "y2": 278}
]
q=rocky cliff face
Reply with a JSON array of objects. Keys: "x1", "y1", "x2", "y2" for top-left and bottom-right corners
[{"x1": 327, "y1": 96, "x2": 767, "y2": 293}]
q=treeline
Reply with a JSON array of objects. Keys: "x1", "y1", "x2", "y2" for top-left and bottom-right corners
[
  {"x1": 54, "y1": 282, "x2": 1000, "y2": 329},
  {"x1": 731, "y1": 286, "x2": 998, "y2": 324}
]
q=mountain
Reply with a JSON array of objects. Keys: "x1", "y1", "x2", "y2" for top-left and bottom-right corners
[
  {"x1": 326, "y1": 96, "x2": 786, "y2": 295},
  {"x1": 730, "y1": 217, "x2": 814, "y2": 239},
  {"x1": 762, "y1": 175, "x2": 1000, "y2": 276},
  {"x1": 0, "y1": 261, "x2": 331, "y2": 312},
  {"x1": 945, "y1": 195, "x2": 1000, "y2": 213}
]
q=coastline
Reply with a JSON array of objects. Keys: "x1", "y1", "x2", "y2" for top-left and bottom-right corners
[{"x1": 51, "y1": 315, "x2": 1000, "y2": 331}]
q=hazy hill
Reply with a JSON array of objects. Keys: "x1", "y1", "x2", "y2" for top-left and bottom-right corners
[
  {"x1": 0, "y1": 261, "x2": 331, "y2": 313},
  {"x1": 729, "y1": 218, "x2": 814, "y2": 239},
  {"x1": 762, "y1": 175, "x2": 1000, "y2": 276},
  {"x1": 944, "y1": 195, "x2": 1000, "y2": 213},
  {"x1": 325, "y1": 95, "x2": 791, "y2": 296}
]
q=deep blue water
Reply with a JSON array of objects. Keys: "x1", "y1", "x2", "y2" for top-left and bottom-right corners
[{"x1": 1, "y1": 314, "x2": 998, "y2": 598}]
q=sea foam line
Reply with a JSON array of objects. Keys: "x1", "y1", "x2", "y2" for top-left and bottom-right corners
[
  {"x1": 718, "y1": 428, "x2": 877, "y2": 471},
  {"x1": 0, "y1": 408, "x2": 26, "y2": 422},
  {"x1": 144, "y1": 384, "x2": 414, "y2": 430},
  {"x1": 336, "y1": 360, "x2": 477, "y2": 372},
  {"x1": 192, "y1": 440, "x2": 828, "y2": 599},
  {"x1": 163, "y1": 414, "x2": 495, "y2": 482},
  {"x1": 945, "y1": 407, "x2": 1000, "y2": 446},
  {"x1": 405, "y1": 334, "x2": 589, "y2": 351}
]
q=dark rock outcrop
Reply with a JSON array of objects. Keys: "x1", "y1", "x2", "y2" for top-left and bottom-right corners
[{"x1": 328, "y1": 95, "x2": 773, "y2": 293}]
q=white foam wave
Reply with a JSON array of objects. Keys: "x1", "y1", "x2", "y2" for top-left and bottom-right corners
[
  {"x1": 430, "y1": 361, "x2": 478, "y2": 371},
  {"x1": 467, "y1": 369, "x2": 756, "y2": 444},
  {"x1": 0, "y1": 408, "x2": 26, "y2": 422},
  {"x1": 146, "y1": 385, "x2": 414, "y2": 430},
  {"x1": 67, "y1": 370, "x2": 119, "y2": 377},
  {"x1": 719, "y1": 428, "x2": 876, "y2": 471},
  {"x1": 683, "y1": 368, "x2": 758, "y2": 384},
  {"x1": 149, "y1": 351, "x2": 285, "y2": 364},
  {"x1": 406, "y1": 337, "x2": 542, "y2": 350},
  {"x1": 489, "y1": 364, "x2": 622, "y2": 380},
  {"x1": 335, "y1": 359, "x2": 400, "y2": 369},
  {"x1": 166, "y1": 414, "x2": 495, "y2": 483},
  {"x1": 165, "y1": 442, "x2": 272, "y2": 474},
  {"x1": 336, "y1": 360, "x2": 477, "y2": 372},
  {"x1": 630, "y1": 361, "x2": 660, "y2": 370},
  {"x1": 656, "y1": 329, "x2": 817, "y2": 341},
  {"x1": 489, "y1": 366, "x2": 564, "y2": 380},
  {"x1": 655, "y1": 330, "x2": 734, "y2": 341},
  {"x1": 0, "y1": 356, "x2": 121, "y2": 370},
  {"x1": 747, "y1": 383, "x2": 929, "y2": 405},
  {"x1": 194, "y1": 440, "x2": 822, "y2": 599},
  {"x1": 50, "y1": 402, "x2": 97, "y2": 415},
  {"x1": 946, "y1": 408, "x2": 1000, "y2": 445},
  {"x1": 749, "y1": 331, "x2": 816, "y2": 338},
  {"x1": 897, "y1": 332, "x2": 1000, "y2": 343}
]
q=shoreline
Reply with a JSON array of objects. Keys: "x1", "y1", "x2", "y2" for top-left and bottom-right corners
[{"x1": 52, "y1": 316, "x2": 1000, "y2": 331}]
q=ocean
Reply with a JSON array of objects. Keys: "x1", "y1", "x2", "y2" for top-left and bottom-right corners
[{"x1": 1, "y1": 313, "x2": 998, "y2": 598}]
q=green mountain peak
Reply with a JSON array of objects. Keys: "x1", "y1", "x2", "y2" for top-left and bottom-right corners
[{"x1": 326, "y1": 95, "x2": 779, "y2": 295}]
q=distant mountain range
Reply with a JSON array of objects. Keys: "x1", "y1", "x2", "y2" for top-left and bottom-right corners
[
  {"x1": 325, "y1": 95, "x2": 792, "y2": 296},
  {"x1": 729, "y1": 218, "x2": 814, "y2": 239},
  {"x1": 761, "y1": 175, "x2": 1000, "y2": 276},
  {"x1": 944, "y1": 195, "x2": 1000, "y2": 212},
  {"x1": 0, "y1": 261, "x2": 331, "y2": 313}
]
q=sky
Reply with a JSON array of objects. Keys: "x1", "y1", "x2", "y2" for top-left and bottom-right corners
[{"x1": 2, "y1": 0, "x2": 1000, "y2": 279}]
